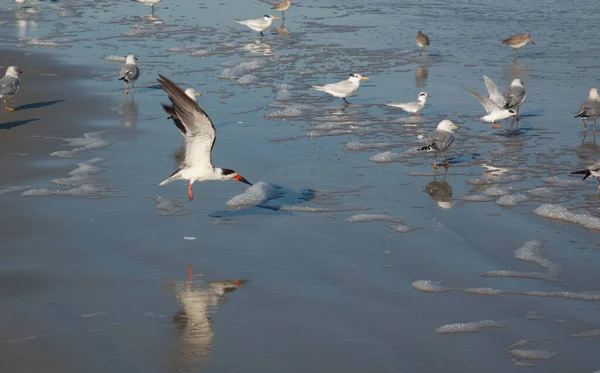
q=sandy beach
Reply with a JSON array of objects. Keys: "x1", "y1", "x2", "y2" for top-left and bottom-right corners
[{"x1": 1, "y1": 0, "x2": 600, "y2": 372}]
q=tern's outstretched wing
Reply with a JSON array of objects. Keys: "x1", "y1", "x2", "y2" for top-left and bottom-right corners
[
  {"x1": 483, "y1": 75, "x2": 506, "y2": 108},
  {"x1": 466, "y1": 88, "x2": 501, "y2": 114},
  {"x1": 158, "y1": 75, "x2": 216, "y2": 169}
]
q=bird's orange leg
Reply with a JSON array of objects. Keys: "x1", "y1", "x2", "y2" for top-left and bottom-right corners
[
  {"x1": 492, "y1": 122, "x2": 502, "y2": 129},
  {"x1": 188, "y1": 184, "x2": 193, "y2": 201}
]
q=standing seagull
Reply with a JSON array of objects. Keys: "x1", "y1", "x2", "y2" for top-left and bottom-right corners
[
  {"x1": 0, "y1": 66, "x2": 22, "y2": 113},
  {"x1": 418, "y1": 120, "x2": 460, "y2": 169},
  {"x1": 387, "y1": 92, "x2": 429, "y2": 117},
  {"x1": 271, "y1": 0, "x2": 291, "y2": 18},
  {"x1": 119, "y1": 54, "x2": 140, "y2": 95},
  {"x1": 157, "y1": 75, "x2": 252, "y2": 201},
  {"x1": 235, "y1": 15, "x2": 279, "y2": 36},
  {"x1": 503, "y1": 33, "x2": 534, "y2": 57},
  {"x1": 416, "y1": 31, "x2": 430, "y2": 56},
  {"x1": 311, "y1": 73, "x2": 369, "y2": 104},
  {"x1": 571, "y1": 162, "x2": 600, "y2": 192},
  {"x1": 575, "y1": 88, "x2": 600, "y2": 131},
  {"x1": 466, "y1": 75, "x2": 517, "y2": 128}
]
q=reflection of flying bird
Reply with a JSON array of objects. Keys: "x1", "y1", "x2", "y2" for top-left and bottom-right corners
[
  {"x1": 418, "y1": 119, "x2": 460, "y2": 169},
  {"x1": 311, "y1": 73, "x2": 369, "y2": 104},
  {"x1": 571, "y1": 162, "x2": 600, "y2": 192},
  {"x1": 575, "y1": 88, "x2": 600, "y2": 131},
  {"x1": 158, "y1": 75, "x2": 252, "y2": 201},
  {"x1": 235, "y1": 15, "x2": 279, "y2": 36},
  {"x1": 119, "y1": 55, "x2": 140, "y2": 95},
  {"x1": 503, "y1": 33, "x2": 534, "y2": 57},
  {"x1": 416, "y1": 31, "x2": 430, "y2": 56},
  {"x1": 133, "y1": 0, "x2": 161, "y2": 14},
  {"x1": 0, "y1": 66, "x2": 22, "y2": 113},
  {"x1": 466, "y1": 75, "x2": 517, "y2": 128},
  {"x1": 387, "y1": 92, "x2": 429, "y2": 117},
  {"x1": 174, "y1": 263, "x2": 245, "y2": 370}
]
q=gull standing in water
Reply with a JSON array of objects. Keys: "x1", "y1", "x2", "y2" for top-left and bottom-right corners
[
  {"x1": 158, "y1": 75, "x2": 252, "y2": 201},
  {"x1": 271, "y1": 0, "x2": 291, "y2": 18},
  {"x1": 311, "y1": 73, "x2": 369, "y2": 104},
  {"x1": 235, "y1": 15, "x2": 279, "y2": 36},
  {"x1": 119, "y1": 55, "x2": 139, "y2": 95},
  {"x1": 575, "y1": 88, "x2": 600, "y2": 131},
  {"x1": 387, "y1": 92, "x2": 429, "y2": 117},
  {"x1": 483, "y1": 75, "x2": 527, "y2": 117},
  {"x1": 416, "y1": 31, "x2": 430, "y2": 56},
  {"x1": 466, "y1": 75, "x2": 517, "y2": 128},
  {"x1": 503, "y1": 33, "x2": 534, "y2": 57},
  {"x1": 571, "y1": 162, "x2": 600, "y2": 192},
  {"x1": 418, "y1": 120, "x2": 460, "y2": 170},
  {"x1": 0, "y1": 66, "x2": 22, "y2": 113},
  {"x1": 134, "y1": 0, "x2": 161, "y2": 14}
]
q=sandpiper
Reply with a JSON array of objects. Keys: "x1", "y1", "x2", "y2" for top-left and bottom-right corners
[
  {"x1": 503, "y1": 33, "x2": 534, "y2": 57},
  {"x1": 416, "y1": 31, "x2": 430, "y2": 56}
]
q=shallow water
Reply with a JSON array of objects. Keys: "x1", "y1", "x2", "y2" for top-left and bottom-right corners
[{"x1": 1, "y1": 0, "x2": 600, "y2": 372}]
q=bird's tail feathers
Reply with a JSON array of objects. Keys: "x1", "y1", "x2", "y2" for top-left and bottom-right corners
[
  {"x1": 118, "y1": 77, "x2": 125, "y2": 81},
  {"x1": 571, "y1": 169, "x2": 592, "y2": 180},
  {"x1": 160, "y1": 169, "x2": 183, "y2": 186},
  {"x1": 418, "y1": 145, "x2": 433, "y2": 152},
  {"x1": 311, "y1": 85, "x2": 325, "y2": 91},
  {"x1": 575, "y1": 111, "x2": 588, "y2": 118}
]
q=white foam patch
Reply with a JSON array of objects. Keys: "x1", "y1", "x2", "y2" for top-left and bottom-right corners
[
  {"x1": 24, "y1": 37, "x2": 70, "y2": 48},
  {"x1": 514, "y1": 241, "x2": 557, "y2": 271},
  {"x1": 155, "y1": 197, "x2": 188, "y2": 216},
  {"x1": 436, "y1": 320, "x2": 504, "y2": 334},
  {"x1": 22, "y1": 185, "x2": 105, "y2": 198},
  {"x1": 461, "y1": 194, "x2": 495, "y2": 202},
  {"x1": 183, "y1": 237, "x2": 197, "y2": 241},
  {"x1": 480, "y1": 270, "x2": 561, "y2": 282},
  {"x1": 368, "y1": 151, "x2": 403, "y2": 163},
  {"x1": 237, "y1": 74, "x2": 258, "y2": 85},
  {"x1": 105, "y1": 55, "x2": 125, "y2": 62},
  {"x1": 51, "y1": 132, "x2": 109, "y2": 158},
  {"x1": 570, "y1": 329, "x2": 600, "y2": 338},
  {"x1": 0, "y1": 185, "x2": 31, "y2": 195},
  {"x1": 528, "y1": 187, "x2": 559, "y2": 198},
  {"x1": 542, "y1": 176, "x2": 582, "y2": 187},
  {"x1": 387, "y1": 224, "x2": 418, "y2": 233},
  {"x1": 508, "y1": 350, "x2": 557, "y2": 360},
  {"x1": 168, "y1": 45, "x2": 202, "y2": 53},
  {"x1": 411, "y1": 280, "x2": 446, "y2": 293},
  {"x1": 534, "y1": 204, "x2": 600, "y2": 230},
  {"x1": 466, "y1": 174, "x2": 525, "y2": 185},
  {"x1": 345, "y1": 214, "x2": 403, "y2": 224},
  {"x1": 68, "y1": 158, "x2": 104, "y2": 176},
  {"x1": 190, "y1": 49, "x2": 208, "y2": 57},
  {"x1": 226, "y1": 181, "x2": 280, "y2": 208},
  {"x1": 526, "y1": 311, "x2": 545, "y2": 320},
  {"x1": 278, "y1": 206, "x2": 366, "y2": 213},
  {"x1": 482, "y1": 186, "x2": 512, "y2": 197},
  {"x1": 507, "y1": 339, "x2": 534, "y2": 350},
  {"x1": 496, "y1": 194, "x2": 529, "y2": 206},
  {"x1": 344, "y1": 142, "x2": 395, "y2": 152},
  {"x1": 219, "y1": 59, "x2": 266, "y2": 79},
  {"x1": 265, "y1": 107, "x2": 302, "y2": 118}
]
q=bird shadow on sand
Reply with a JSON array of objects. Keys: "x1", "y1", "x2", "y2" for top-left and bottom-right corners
[
  {"x1": 15, "y1": 100, "x2": 65, "y2": 111},
  {"x1": 0, "y1": 118, "x2": 40, "y2": 130},
  {"x1": 209, "y1": 184, "x2": 317, "y2": 218}
]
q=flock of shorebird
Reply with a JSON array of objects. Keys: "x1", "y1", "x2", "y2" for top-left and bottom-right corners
[{"x1": 4, "y1": 0, "x2": 600, "y2": 196}]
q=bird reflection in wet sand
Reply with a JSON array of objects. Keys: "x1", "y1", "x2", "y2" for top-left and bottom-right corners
[
  {"x1": 240, "y1": 39, "x2": 274, "y2": 56},
  {"x1": 424, "y1": 170, "x2": 453, "y2": 209},
  {"x1": 274, "y1": 18, "x2": 290, "y2": 36},
  {"x1": 173, "y1": 263, "x2": 245, "y2": 370},
  {"x1": 415, "y1": 66, "x2": 428, "y2": 88},
  {"x1": 580, "y1": 131, "x2": 599, "y2": 153},
  {"x1": 119, "y1": 96, "x2": 139, "y2": 128}
]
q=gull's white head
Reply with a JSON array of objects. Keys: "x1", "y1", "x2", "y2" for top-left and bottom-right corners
[
  {"x1": 125, "y1": 54, "x2": 138, "y2": 64},
  {"x1": 348, "y1": 73, "x2": 369, "y2": 83},
  {"x1": 510, "y1": 79, "x2": 524, "y2": 87},
  {"x1": 5, "y1": 65, "x2": 22, "y2": 78},
  {"x1": 263, "y1": 14, "x2": 279, "y2": 21},
  {"x1": 589, "y1": 88, "x2": 600, "y2": 100},
  {"x1": 184, "y1": 88, "x2": 202, "y2": 102},
  {"x1": 437, "y1": 119, "x2": 460, "y2": 132},
  {"x1": 418, "y1": 92, "x2": 428, "y2": 101}
]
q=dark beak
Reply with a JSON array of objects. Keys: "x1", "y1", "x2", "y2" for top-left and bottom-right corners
[
  {"x1": 530, "y1": 40, "x2": 535, "y2": 45},
  {"x1": 135, "y1": 57, "x2": 139, "y2": 60},
  {"x1": 234, "y1": 174, "x2": 252, "y2": 185}
]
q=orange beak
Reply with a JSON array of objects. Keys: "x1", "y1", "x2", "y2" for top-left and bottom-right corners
[
  {"x1": 360, "y1": 76, "x2": 369, "y2": 80},
  {"x1": 235, "y1": 280, "x2": 247, "y2": 286},
  {"x1": 234, "y1": 174, "x2": 252, "y2": 185}
]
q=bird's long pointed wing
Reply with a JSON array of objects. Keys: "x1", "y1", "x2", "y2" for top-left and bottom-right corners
[
  {"x1": 465, "y1": 88, "x2": 501, "y2": 114},
  {"x1": 483, "y1": 75, "x2": 506, "y2": 107},
  {"x1": 504, "y1": 86, "x2": 525, "y2": 109},
  {"x1": 158, "y1": 75, "x2": 216, "y2": 169}
]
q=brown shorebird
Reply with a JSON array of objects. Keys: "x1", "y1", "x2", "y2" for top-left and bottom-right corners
[
  {"x1": 271, "y1": 0, "x2": 291, "y2": 18},
  {"x1": 503, "y1": 33, "x2": 534, "y2": 57},
  {"x1": 416, "y1": 31, "x2": 430, "y2": 56}
]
